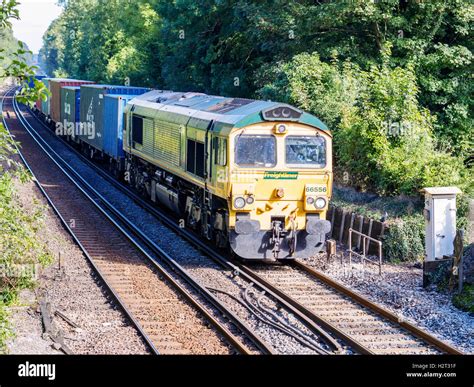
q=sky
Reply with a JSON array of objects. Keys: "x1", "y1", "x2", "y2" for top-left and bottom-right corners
[{"x1": 11, "y1": 0, "x2": 63, "y2": 54}]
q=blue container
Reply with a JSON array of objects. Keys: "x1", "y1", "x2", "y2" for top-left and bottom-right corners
[
  {"x1": 27, "y1": 75, "x2": 46, "y2": 88},
  {"x1": 103, "y1": 94, "x2": 137, "y2": 160},
  {"x1": 79, "y1": 84, "x2": 150, "y2": 151}
]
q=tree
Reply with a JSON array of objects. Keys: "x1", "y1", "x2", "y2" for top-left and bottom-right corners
[
  {"x1": 40, "y1": 0, "x2": 473, "y2": 193},
  {"x1": 258, "y1": 49, "x2": 472, "y2": 197}
]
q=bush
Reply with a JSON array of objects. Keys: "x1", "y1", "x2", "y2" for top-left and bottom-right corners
[
  {"x1": 383, "y1": 216, "x2": 426, "y2": 262},
  {"x1": 452, "y1": 284, "x2": 474, "y2": 314},
  {"x1": 257, "y1": 49, "x2": 472, "y2": 198},
  {"x1": 0, "y1": 163, "x2": 52, "y2": 352}
]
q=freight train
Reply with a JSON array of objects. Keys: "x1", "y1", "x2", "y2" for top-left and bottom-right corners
[{"x1": 31, "y1": 77, "x2": 333, "y2": 260}]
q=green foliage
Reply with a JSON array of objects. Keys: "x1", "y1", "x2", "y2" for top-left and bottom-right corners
[
  {"x1": 41, "y1": 0, "x2": 162, "y2": 87},
  {"x1": 0, "y1": 169, "x2": 52, "y2": 353},
  {"x1": 0, "y1": 30, "x2": 49, "y2": 103},
  {"x1": 0, "y1": 0, "x2": 53, "y2": 352},
  {"x1": 383, "y1": 215, "x2": 425, "y2": 262},
  {"x1": 256, "y1": 53, "x2": 359, "y2": 130},
  {"x1": 42, "y1": 1, "x2": 473, "y2": 158},
  {"x1": 258, "y1": 50, "x2": 472, "y2": 198},
  {"x1": 0, "y1": 304, "x2": 12, "y2": 353},
  {"x1": 0, "y1": 172, "x2": 52, "y2": 298},
  {"x1": 452, "y1": 284, "x2": 474, "y2": 314}
]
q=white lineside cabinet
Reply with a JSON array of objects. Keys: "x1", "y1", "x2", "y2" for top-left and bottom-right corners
[{"x1": 422, "y1": 187, "x2": 461, "y2": 261}]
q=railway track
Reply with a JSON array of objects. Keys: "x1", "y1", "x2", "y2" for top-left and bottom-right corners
[
  {"x1": 1, "y1": 87, "x2": 257, "y2": 355},
  {"x1": 244, "y1": 261, "x2": 464, "y2": 355},
  {"x1": 6, "y1": 88, "x2": 354, "y2": 355},
  {"x1": 8, "y1": 88, "x2": 464, "y2": 355}
]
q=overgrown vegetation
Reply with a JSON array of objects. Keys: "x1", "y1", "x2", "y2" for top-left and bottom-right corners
[
  {"x1": 258, "y1": 49, "x2": 472, "y2": 198},
  {"x1": 0, "y1": 130, "x2": 53, "y2": 353},
  {"x1": 0, "y1": 0, "x2": 52, "y2": 352},
  {"x1": 41, "y1": 1, "x2": 473, "y2": 201},
  {"x1": 42, "y1": 0, "x2": 473, "y2": 158},
  {"x1": 39, "y1": 1, "x2": 473, "y2": 264},
  {"x1": 452, "y1": 284, "x2": 474, "y2": 314}
]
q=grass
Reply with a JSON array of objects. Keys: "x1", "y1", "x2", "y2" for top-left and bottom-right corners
[
  {"x1": 332, "y1": 184, "x2": 424, "y2": 220},
  {"x1": 0, "y1": 303, "x2": 12, "y2": 353},
  {"x1": 452, "y1": 284, "x2": 474, "y2": 314}
]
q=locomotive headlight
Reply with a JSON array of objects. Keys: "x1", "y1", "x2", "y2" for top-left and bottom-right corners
[
  {"x1": 274, "y1": 124, "x2": 287, "y2": 134},
  {"x1": 315, "y1": 197, "x2": 327, "y2": 209},
  {"x1": 246, "y1": 195, "x2": 255, "y2": 205},
  {"x1": 275, "y1": 188, "x2": 285, "y2": 198},
  {"x1": 306, "y1": 197, "x2": 315, "y2": 205},
  {"x1": 281, "y1": 108, "x2": 291, "y2": 118},
  {"x1": 234, "y1": 197, "x2": 246, "y2": 209}
]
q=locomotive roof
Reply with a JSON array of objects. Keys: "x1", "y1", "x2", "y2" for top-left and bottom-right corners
[{"x1": 127, "y1": 90, "x2": 329, "y2": 134}]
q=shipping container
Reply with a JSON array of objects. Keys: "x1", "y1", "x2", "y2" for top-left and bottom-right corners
[
  {"x1": 40, "y1": 78, "x2": 50, "y2": 116},
  {"x1": 103, "y1": 94, "x2": 136, "y2": 160},
  {"x1": 27, "y1": 75, "x2": 46, "y2": 88},
  {"x1": 60, "y1": 86, "x2": 81, "y2": 141},
  {"x1": 79, "y1": 85, "x2": 150, "y2": 152},
  {"x1": 49, "y1": 78, "x2": 94, "y2": 122}
]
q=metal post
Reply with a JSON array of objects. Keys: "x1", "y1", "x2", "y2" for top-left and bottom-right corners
[
  {"x1": 365, "y1": 219, "x2": 373, "y2": 255},
  {"x1": 362, "y1": 237, "x2": 366, "y2": 271},
  {"x1": 378, "y1": 242, "x2": 382, "y2": 275},
  {"x1": 357, "y1": 216, "x2": 364, "y2": 250},
  {"x1": 348, "y1": 229, "x2": 352, "y2": 266}
]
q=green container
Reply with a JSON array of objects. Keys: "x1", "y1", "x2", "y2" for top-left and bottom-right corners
[
  {"x1": 79, "y1": 84, "x2": 149, "y2": 152},
  {"x1": 40, "y1": 78, "x2": 50, "y2": 116},
  {"x1": 60, "y1": 86, "x2": 80, "y2": 141}
]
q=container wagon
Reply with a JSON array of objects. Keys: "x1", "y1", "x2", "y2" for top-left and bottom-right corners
[
  {"x1": 102, "y1": 94, "x2": 139, "y2": 175},
  {"x1": 49, "y1": 78, "x2": 95, "y2": 123},
  {"x1": 79, "y1": 84, "x2": 150, "y2": 159},
  {"x1": 60, "y1": 86, "x2": 81, "y2": 143}
]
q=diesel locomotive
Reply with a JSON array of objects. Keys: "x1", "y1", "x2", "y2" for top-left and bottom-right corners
[{"x1": 34, "y1": 79, "x2": 333, "y2": 260}]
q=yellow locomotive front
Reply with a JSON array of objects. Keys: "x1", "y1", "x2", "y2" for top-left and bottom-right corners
[
  {"x1": 226, "y1": 105, "x2": 332, "y2": 260},
  {"x1": 122, "y1": 92, "x2": 331, "y2": 262}
]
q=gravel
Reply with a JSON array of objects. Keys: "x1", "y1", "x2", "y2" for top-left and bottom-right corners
[
  {"x1": 304, "y1": 248, "x2": 474, "y2": 354},
  {"x1": 10, "y1": 104, "x2": 233, "y2": 355},
  {"x1": 5, "y1": 170, "x2": 149, "y2": 355},
  {"x1": 19, "y1": 106, "x2": 335, "y2": 354}
]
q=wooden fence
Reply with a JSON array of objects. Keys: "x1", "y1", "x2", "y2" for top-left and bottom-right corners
[{"x1": 327, "y1": 205, "x2": 386, "y2": 256}]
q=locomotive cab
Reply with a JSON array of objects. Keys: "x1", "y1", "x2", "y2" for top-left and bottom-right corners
[{"x1": 227, "y1": 106, "x2": 332, "y2": 260}]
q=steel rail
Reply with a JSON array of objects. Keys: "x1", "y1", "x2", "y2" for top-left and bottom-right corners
[
  {"x1": 293, "y1": 259, "x2": 465, "y2": 355},
  {"x1": 7, "y1": 89, "x2": 264, "y2": 355},
  {"x1": 1, "y1": 87, "x2": 162, "y2": 354},
  {"x1": 22, "y1": 97, "x2": 350, "y2": 354}
]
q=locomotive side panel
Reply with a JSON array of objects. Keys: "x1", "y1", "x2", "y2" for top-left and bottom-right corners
[{"x1": 122, "y1": 93, "x2": 332, "y2": 260}]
